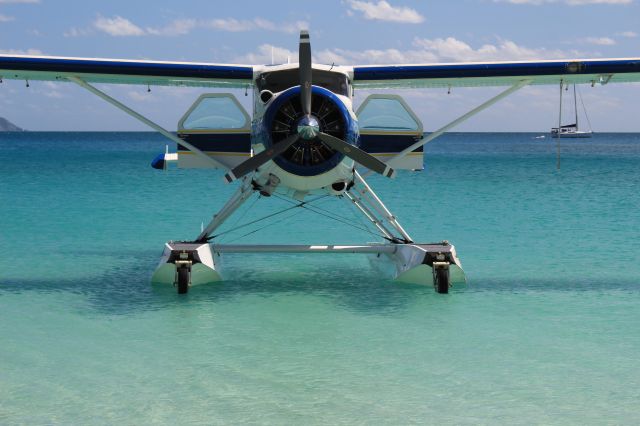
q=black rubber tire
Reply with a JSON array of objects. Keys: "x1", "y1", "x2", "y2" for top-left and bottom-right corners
[
  {"x1": 434, "y1": 267, "x2": 449, "y2": 294},
  {"x1": 177, "y1": 267, "x2": 190, "y2": 294}
]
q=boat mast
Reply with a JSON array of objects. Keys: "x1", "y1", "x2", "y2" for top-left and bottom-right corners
[
  {"x1": 557, "y1": 80, "x2": 563, "y2": 170},
  {"x1": 573, "y1": 84, "x2": 579, "y2": 130}
]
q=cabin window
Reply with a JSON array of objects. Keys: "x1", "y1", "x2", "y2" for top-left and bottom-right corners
[
  {"x1": 179, "y1": 94, "x2": 250, "y2": 131},
  {"x1": 356, "y1": 95, "x2": 422, "y2": 132}
]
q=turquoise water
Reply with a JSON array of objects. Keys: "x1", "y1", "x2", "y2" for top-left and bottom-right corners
[{"x1": 1, "y1": 132, "x2": 639, "y2": 424}]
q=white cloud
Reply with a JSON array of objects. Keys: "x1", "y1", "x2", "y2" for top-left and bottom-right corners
[
  {"x1": 0, "y1": 48, "x2": 42, "y2": 55},
  {"x1": 205, "y1": 18, "x2": 254, "y2": 32},
  {"x1": 495, "y1": 0, "x2": 632, "y2": 4},
  {"x1": 582, "y1": 36, "x2": 616, "y2": 45},
  {"x1": 43, "y1": 82, "x2": 65, "y2": 98},
  {"x1": 94, "y1": 16, "x2": 145, "y2": 37},
  {"x1": 125, "y1": 86, "x2": 201, "y2": 103},
  {"x1": 44, "y1": 91, "x2": 64, "y2": 99},
  {"x1": 617, "y1": 31, "x2": 637, "y2": 38},
  {"x1": 360, "y1": 37, "x2": 571, "y2": 64},
  {"x1": 146, "y1": 19, "x2": 197, "y2": 36},
  {"x1": 315, "y1": 46, "x2": 438, "y2": 65},
  {"x1": 64, "y1": 26, "x2": 93, "y2": 37},
  {"x1": 257, "y1": 18, "x2": 309, "y2": 34},
  {"x1": 0, "y1": 14, "x2": 15, "y2": 22},
  {"x1": 77, "y1": 16, "x2": 308, "y2": 37},
  {"x1": 232, "y1": 44, "x2": 297, "y2": 64},
  {"x1": 234, "y1": 37, "x2": 578, "y2": 66},
  {"x1": 127, "y1": 90, "x2": 154, "y2": 103},
  {"x1": 144, "y1": 17, "x2": 303, "y2": 36},
  {"x1": 347, "y1": 0, "x2": 424, "y2": 23},
  {"x1": 412, "y1": 37, "x2": 573, "y2": 62},
  {"x1": 199, "y1": 17, "x2": 307, "y2": 34}
]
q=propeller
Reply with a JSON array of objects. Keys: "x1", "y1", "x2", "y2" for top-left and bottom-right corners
[
  {"x1": 317, "y1": 132, "x2": 396, "y2": 178},
  {"x1": 299, "y1": 30, "x2": 312, "y2": 116},
  {"x1": 224, "y1": 30, "x2": 395, "y2": 184},
  {"x1": 224, "y1": 133, "x2": 299, "y2": 183}
]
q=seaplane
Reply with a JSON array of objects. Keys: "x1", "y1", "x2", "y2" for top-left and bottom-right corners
[{"x1": 1, "y1": 31, "x2": 639, "y2": 294}]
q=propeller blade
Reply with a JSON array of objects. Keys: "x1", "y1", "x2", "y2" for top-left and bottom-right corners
[
  {"x1": 299, "y1": 30, "x2": 312, "y2": 116},
  {"x1": 317, "y1": 133, "x2": 396, "y2": 178},
  {"x1": 224, "y1": 133, "x2": 300, "y2": 183}
]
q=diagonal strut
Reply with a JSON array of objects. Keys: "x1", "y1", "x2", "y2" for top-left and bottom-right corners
[
  {"x1": 363, "y1": 79, "x2": 532, "y2": 177},
  {"x1": 69, "y1": 76, "x2": 228, "y2": 170}
]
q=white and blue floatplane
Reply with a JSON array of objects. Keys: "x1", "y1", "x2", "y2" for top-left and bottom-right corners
[{"x1": 2, "y1": 31, "x2": 639, "y2": 293}]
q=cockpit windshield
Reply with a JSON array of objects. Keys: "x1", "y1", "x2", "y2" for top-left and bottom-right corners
[{"x1": 256, "y1": 69, "x2": 350, "y2": 96}]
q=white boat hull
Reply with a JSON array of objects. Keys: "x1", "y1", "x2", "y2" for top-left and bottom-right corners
[{"x1": 551, "y1": 131, "x2": 592, "y2": 138}]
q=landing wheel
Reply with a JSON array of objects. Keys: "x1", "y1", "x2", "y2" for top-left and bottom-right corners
[
  {"x1": 434, "y1": 266, "x2": 450, "y2": 294},
  {"x1": 177, "y1": 266, "x2": 190, "y2": 294}
]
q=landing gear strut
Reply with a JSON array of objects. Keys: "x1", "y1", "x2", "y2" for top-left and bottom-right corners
[
  {"x1": 433, "y1": 262, "x2": 450, "y2": 294},
  {"x1": 151, "y1": 177, "x2": 466, "y2": 292}
]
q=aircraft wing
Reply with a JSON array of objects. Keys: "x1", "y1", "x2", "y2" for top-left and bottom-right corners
[
  {"x1": 352, "y1": 58, "x2": 640, "y2": 89},
  {"x1": 0, "y1": 54, "x2": 253, "y2": 88}
]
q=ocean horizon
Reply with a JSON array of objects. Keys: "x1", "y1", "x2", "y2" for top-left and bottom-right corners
[{"x1": 1, "y1": 131, "x2": 639, "y2": 424}]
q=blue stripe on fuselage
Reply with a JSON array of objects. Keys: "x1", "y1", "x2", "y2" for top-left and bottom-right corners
[
  {"x1": 177, "y1": 133, "x2": 252, "y2": 153},
  {"x1": 359, "y1": 134, "x2": 423, "y2": 153}
]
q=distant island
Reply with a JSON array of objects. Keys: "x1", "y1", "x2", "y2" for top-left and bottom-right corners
[{"x1": 0, "y1": 117, "x2": 24, "y2": 131}]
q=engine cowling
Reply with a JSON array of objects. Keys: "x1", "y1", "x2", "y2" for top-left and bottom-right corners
[{"x1": 259, "y1": 85, "x2": 358, "y2": 177}]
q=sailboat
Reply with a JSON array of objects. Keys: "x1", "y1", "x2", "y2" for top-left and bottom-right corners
[{"x1": 551, "y1": 84, "x2": 592, "y2": 138}]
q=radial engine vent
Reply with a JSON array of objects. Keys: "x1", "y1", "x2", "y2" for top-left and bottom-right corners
[{"x1": 270, "y1": 93, "x2": 346, "y2": 167}]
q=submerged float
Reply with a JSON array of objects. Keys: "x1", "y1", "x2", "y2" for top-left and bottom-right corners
[{"x1": 151, "y1": 241, "x2": 466, "y2": 294}]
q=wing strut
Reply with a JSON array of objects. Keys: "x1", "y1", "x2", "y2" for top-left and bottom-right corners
[
  {"x1": 68, "y1": 76, "x2": 228, "y2": 170},
  {"x1": 365, "y1": 79, "x2": 532, "y2": 176}
]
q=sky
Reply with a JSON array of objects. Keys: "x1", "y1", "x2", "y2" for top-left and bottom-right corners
[{"x1": 0, "y1": 0, "x2": 639, "y2": 132}]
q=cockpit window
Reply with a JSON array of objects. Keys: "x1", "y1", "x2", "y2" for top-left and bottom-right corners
[{"x1": 256, "y1": 69, "x2": 350, "y2": 96}]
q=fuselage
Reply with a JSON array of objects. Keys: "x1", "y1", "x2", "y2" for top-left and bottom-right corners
[{"x1": 250, "y1": 64, "x2": 358, "y2": 197}]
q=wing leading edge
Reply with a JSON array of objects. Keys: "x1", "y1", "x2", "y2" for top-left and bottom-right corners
[
  {"x1": 352, "y1": 58, "x2": 640, "y2": 89},
  {"x1": 3, "y1": 54, "x2": 640, "y2": 90},
  {"x1": 0, "y1": 54, "x2": 254, "y2": 88}
]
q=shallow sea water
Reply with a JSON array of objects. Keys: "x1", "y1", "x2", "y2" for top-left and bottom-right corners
[{"x1": 1, "y1": 132, "x2": 639, "y2": 424}]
